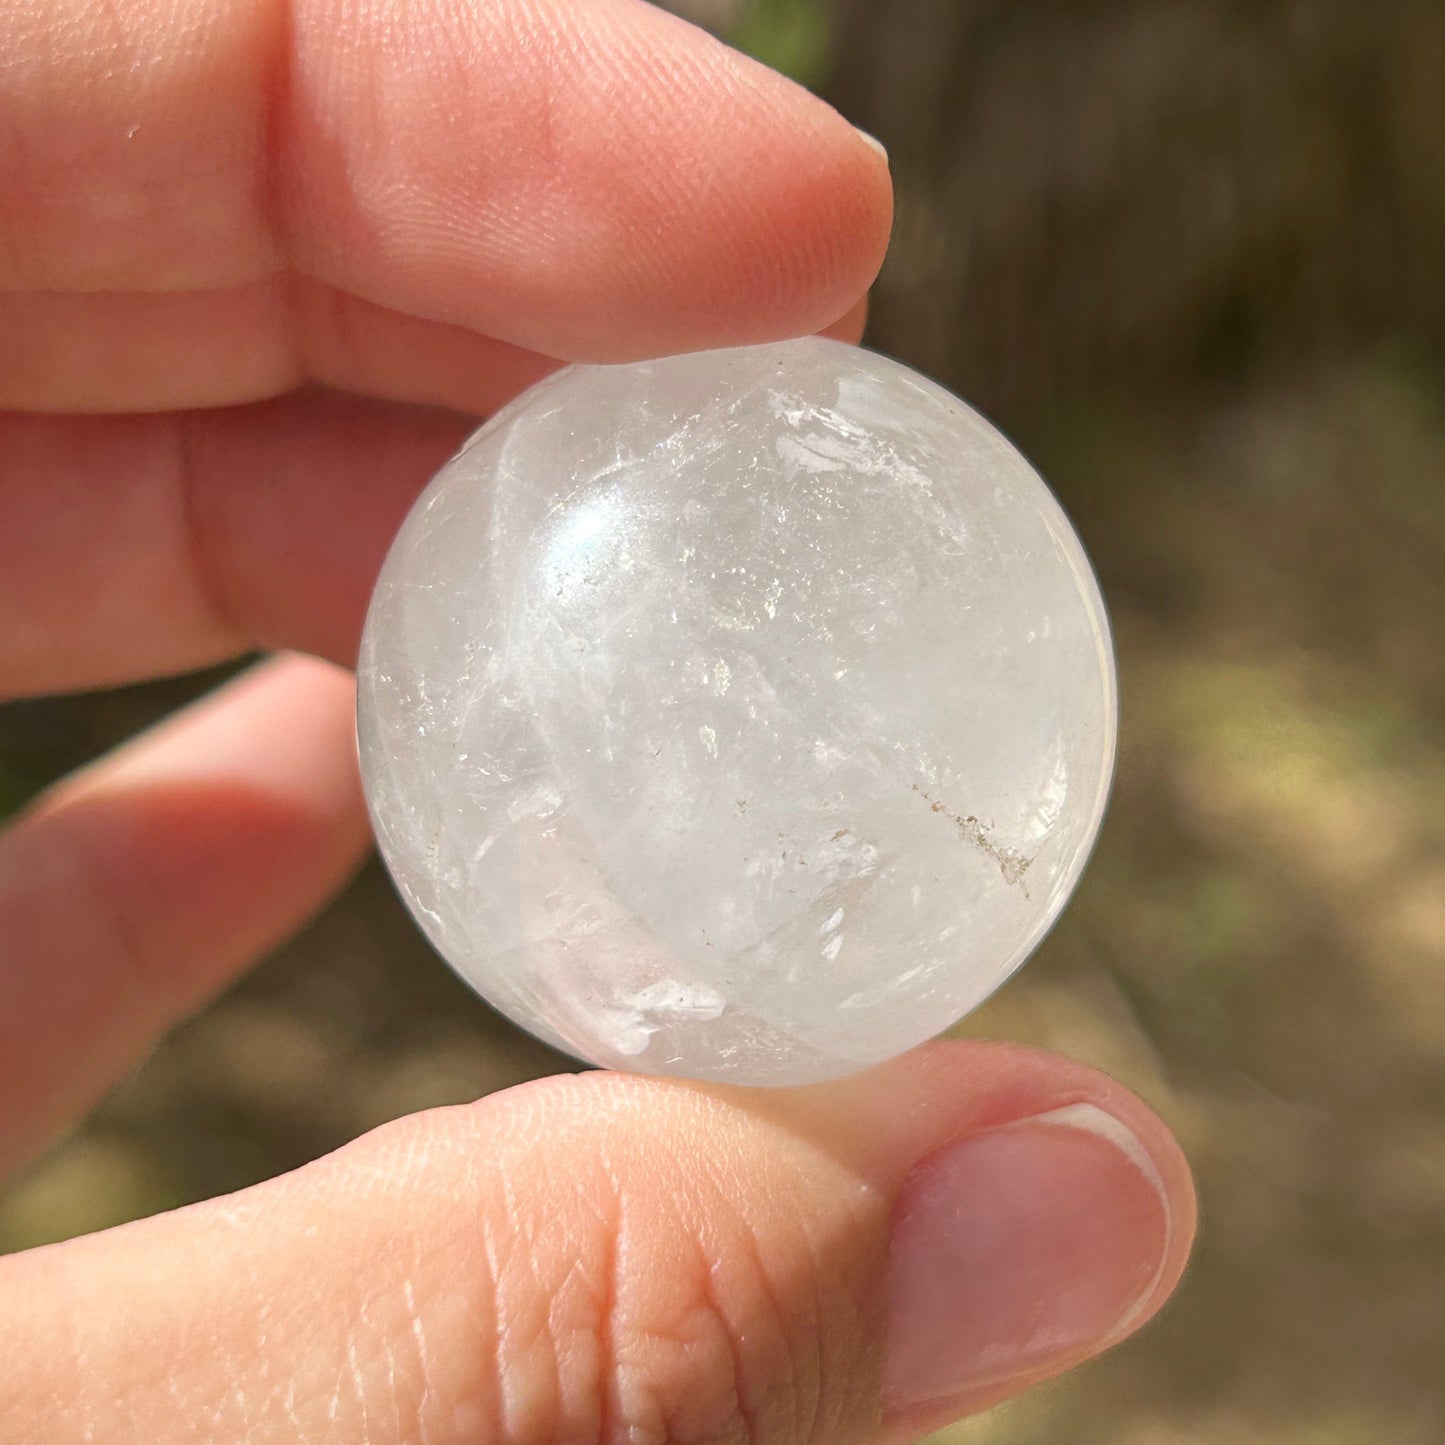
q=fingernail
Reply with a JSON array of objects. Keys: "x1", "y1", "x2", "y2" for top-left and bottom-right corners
[
  {"x1": 884, "y1": 1103, "x2": 1172, "y2": 1408},
  {"x1": 854, "y1": 128, "x2": 889, "y2": 164}
]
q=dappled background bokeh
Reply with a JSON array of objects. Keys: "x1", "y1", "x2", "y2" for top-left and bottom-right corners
[{"x1": 3, "y1": 2, "x2": 1444, "y2": 1441}]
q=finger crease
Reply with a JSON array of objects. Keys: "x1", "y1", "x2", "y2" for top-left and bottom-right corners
[
  {"x1": 699, "y1": 1241, "x2": 764, "y2": 1445},
  {"x1": 596, "y1": 1161, "x2": 623, "y2": 1445}
]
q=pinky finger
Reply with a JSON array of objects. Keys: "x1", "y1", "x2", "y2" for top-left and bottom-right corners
[{"x1": 0, "y1": 654, "x2": 367, "y2": 1177}]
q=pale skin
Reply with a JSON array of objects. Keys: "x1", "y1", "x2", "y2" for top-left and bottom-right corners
[{"x1": 0, "y1": 2, "x2": 1197, "y2": 1441}]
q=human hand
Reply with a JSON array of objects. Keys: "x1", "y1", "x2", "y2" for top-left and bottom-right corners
[{"x1": 0, "y1": 1, "x2": 1195, "y2": 1439}]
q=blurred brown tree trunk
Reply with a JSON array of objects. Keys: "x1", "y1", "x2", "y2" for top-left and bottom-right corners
[{"x1": 828, "y1": 0, "x2": 1445, "y2": 416}]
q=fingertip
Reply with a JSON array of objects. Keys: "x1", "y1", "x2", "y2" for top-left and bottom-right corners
[
  {"x1": 596, "y1": 62, "x2": 893, "y2": 359},
  {"x1": 286, "y1": 0, "x2": 894, "y2": 362},
  {"x1": 741, "y1": 1038, "x2": 1197, "y2": 1427},
  {"x1": 820, "y1": 291, "x2": 871, "y2": 346}
]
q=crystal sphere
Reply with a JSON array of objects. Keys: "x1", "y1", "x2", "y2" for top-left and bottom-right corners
[{"x1": 357, "y1": 337, "x2": 1116, "y2": 1085}]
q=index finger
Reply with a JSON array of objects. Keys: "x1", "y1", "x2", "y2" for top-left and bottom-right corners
[{"x1": 1, "y1": 0, "x2": 891, "y2": 410}]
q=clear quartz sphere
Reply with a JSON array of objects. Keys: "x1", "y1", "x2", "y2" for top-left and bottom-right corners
[{"x1": 357, "y1": 337, "x2": 1116, "y2": 1085}]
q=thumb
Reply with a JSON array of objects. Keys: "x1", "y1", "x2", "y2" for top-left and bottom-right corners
[{"x1": 0, "y1": 1040, "x2": 1194, "y2": 1444}]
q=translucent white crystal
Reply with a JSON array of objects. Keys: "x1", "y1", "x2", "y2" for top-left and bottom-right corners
[{"x1": 357, "y1": 338, "x2": 1116, "y2": 1084}]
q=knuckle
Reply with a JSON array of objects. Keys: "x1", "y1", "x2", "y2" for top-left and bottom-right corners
[
  {"x1": 608, "y1": 1223, "x2": 800, "y2": 1445},
  {"x1": 488, "y1": 1114, "x2": 873, "y2": 1445},
  {"x1": 358, "y1": 1082, "x2": 881, "y2": 1445}
]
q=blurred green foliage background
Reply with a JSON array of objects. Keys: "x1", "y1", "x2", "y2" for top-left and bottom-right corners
[{"x1": 3, "y1": 2, "x2": 1444, "y2": 1441}]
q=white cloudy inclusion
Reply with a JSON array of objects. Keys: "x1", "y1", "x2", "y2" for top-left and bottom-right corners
[{"x1": 357, "y1": 338, "x2": 1116, "y2": 1084}]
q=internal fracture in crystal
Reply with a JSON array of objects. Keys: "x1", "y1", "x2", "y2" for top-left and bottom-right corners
[{"x1": 357, "y1": 337, "x2": 1117, "y2": 1085}]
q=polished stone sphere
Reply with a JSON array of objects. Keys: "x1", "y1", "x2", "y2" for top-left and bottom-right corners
[{"x1": 357, "y1": 338, "x2": 1116, "y2": 1084}]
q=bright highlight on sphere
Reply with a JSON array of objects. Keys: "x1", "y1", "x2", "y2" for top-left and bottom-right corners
[{"x1": 357, "y1": 337, "x2": 1116, "y2": 1085}]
